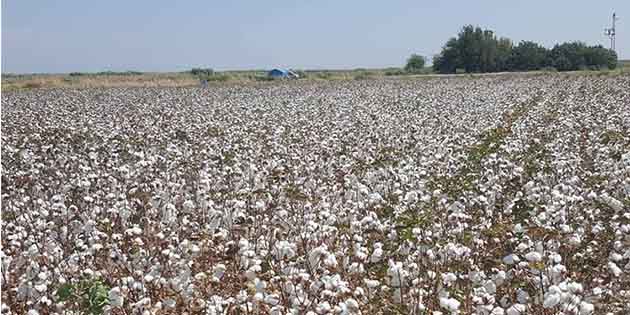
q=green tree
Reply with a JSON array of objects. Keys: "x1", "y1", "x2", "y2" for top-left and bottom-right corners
[
  {"x1": 549, "y1": 42, "x2": 587, "y2": 71},
  {"x1": 433, "y1": 25, "x2": 512, "y2": 73},
  {"x1": 405, "y1": 54, "x2": 426, "y2": 73},
  {"x1": 432, "y1": 25, "x2": 616, "y2": 73},
  {"x1": 433, "y1": 38, "x2": 460, "y2": 73},
  {"x1": 509, "y1": 41, "x2": 549, "y2": 71}
]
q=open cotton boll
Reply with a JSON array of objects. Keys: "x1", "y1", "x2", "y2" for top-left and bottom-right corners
[
  {"x1": 108, "y1": 287, "x2": 125, "y2": 307},
  {"x1": 579, "y1": 301, "x2": 594, "y2": 314},
  {"x1": 525, "y1": 252, "x2": 542, "y2": 262},
  {"x1": 608, "y1": 262, "x2": 622, "y2": 277},
  {"x1": 439, "y1": 297, "x2": 461, "y2": 313},
  {"x1": 543, "y1": 286, "x2": 562, "y2": 308},
  {"x1": 503, "y1": 254, "x2": 520, "y2": 265},
  {"x1": 369, "y1": 243, "x2": 384, "y2": 263},
  {"x1": 506, "y1": 304, "x2": 526, "y2": 315}
]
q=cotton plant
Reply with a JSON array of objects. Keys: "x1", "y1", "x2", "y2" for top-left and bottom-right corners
[{"x1": 1, "y1": 74, "x2": 629, "y2": 314}]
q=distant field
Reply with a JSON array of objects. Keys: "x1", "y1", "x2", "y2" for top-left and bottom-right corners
[
  {"x1": 2, "y1": 65, "x2": 628, "y2": 91},
  {"x1": 0, "y1": 68, "x2": 423, "y2": 91}
]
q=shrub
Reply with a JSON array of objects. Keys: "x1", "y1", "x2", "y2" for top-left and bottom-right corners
[
  {"x1": 404, "y1": 54, "x2": 426, "y2": 73},
  {"x1": 23, "y1": 82, "x2": 43, "y2": 89},
  {"x1": 353, "y1": 71, "x2": 374, "y2": 80},
  {"x1": 254, "y1": 76, "x2": 275, "y2": 82},
  {"x1": 190, "y1": 68, "x2": 214, "y2": 76},
  {"x1": 315, "y1": 71, "x2": 332, "y2": 79},
  {"x1": 204, "y1": 74, "x2": 230, "y2": 82},
  {"x1": 384, "y1": 68, "x2": 406, "y2": 76},
  {"x1": 293, "y1": 70, "x2": 308, "y2": 79}
]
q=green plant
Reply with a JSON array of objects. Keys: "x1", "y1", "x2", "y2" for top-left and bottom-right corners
[
  {"x1": 405, "y1": 54, "x2": 426, "y2": 73},
  {"x1": 190, "y1": 68, "x2": 214, "y2": 76},
  {"x1": 353, "y1": 71, "x2": 374, "y2": 80},
  {"x1": 23, "y1": 82, "x2": 43, "y2": 89},
  {"x1": 384, "y1": 68, "x2": 406, "y2": 76},
  {"x1": 203, "y1": 74, "x2": 231, "y2": 82},
  {"x1": 57, "y1": 278, "x2": 110, "y2": 314}
]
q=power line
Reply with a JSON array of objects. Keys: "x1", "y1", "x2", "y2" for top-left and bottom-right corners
[{"x1": 604, "y1": 12, "x2": 619, "y2": 52}]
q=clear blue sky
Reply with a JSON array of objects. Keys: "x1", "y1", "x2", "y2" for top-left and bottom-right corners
[{"x1": 2, "y1": 1, "x2": 628, "y2": 73}]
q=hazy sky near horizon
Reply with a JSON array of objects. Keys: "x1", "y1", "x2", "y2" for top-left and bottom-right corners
[{"x1": 2, "y1": 1, "x2": 628, "y2": 73}]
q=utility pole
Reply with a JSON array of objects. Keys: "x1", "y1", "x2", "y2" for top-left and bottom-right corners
[{"x1": 604, "y1": 12, "x2": 619, "y2": 52}]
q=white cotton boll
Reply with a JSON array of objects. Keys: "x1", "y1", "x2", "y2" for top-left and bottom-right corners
[
  {"x1": 253, "y1": 292, "x2": 264, "y2": 302},
  {"x1": 37, "y1": 272, "x2": 48, "y2": 280},
  {"x1": 439, "y1": 297, "x2": 460, "y2": 313},
  {"x1": 404, "y1": 191, "x2": 418, "y2": 203},
  {"x1": 316, "y1": 301, "x2": 332, "y2": 313},
  {"x1": 387, "y1": 260, "x2": 405, "y2": 287},
  {"x1": 503, "y1": 254, "x2": 520, "y2": 265},
  {"x1": 368, "y1": 193, "x2": 383, "y2": 204},
  {"x1": 269, "y1": 306, "x2": 283, "y2": 315},
  {"x1": 442, "y1": 273, "x2": 457, "y2": 285},
  {"x1": 34, "y1": 283, "x2": 47, "y2": 292},
  {"x1": 264, "y1": 294, "x2": 280, "y2": 305},
  {"x1": 191, "y1": 244, "x2": 201, "y2": 255},
  {"x1": 324, "y1": 254, "x2": 338, "y2": 268},
  {"x1": 354, "y1": 287, "x2": 365, "y2": 297},
  {"x1": 349, "y1": 262, "x2": 364, "y2": 274},
  {"x1": 525, "y1": 252, "x2": 542, "y2": 262},
  {"x1": 274, "y1": 241, "x2": 297, "y2": 260},
  {"x1": 370, "y1": 243, "x2": 384, "y2": 263},
  {"x1": 417, "y1": 302, "x2": 426, "y2": 312},
  {"x1": 543, "y1": 292, "x2": 561, "y2": 308},
  {"x1": 608, "y1": 262, "x2": 622, "y2": 277},
  {"x1": 567, "y1": 282, "x2": 582, "y2": 293},
  {"x1": 133, "y1": 237, "x2": 144, "y2": 246},
  {"x1": 426, "y1": 249, "x2": 436, "y2": 261},
  {"x1": 610, "y1": 252, "x2": 623, "y2": 262},
  {"x1": 392, "y1": 288, "x2": 402, "y2": 303},
  {"x1": 601, "y1": 195, "x2": 624, "y2": 212},
  {"x1": 513, "y1": 224, "x2": 524, "y2": 234},
  {"x1": 494, "y1": 270, "x2": 506, "y2": 286},
  {"x1": 516, "y1": 289, "x2": 530, "y2": 303},
  {"x1": 109, "y1": 287, "x2": 124, "y2": 307},
  {"x1": 212, "y1": 264, "x2": 226, "y2": 281},
  {"x1": 345, "y1": 298, "x2": 359, "y2": 311},
  {"x1": 164, "y1": 298, "x2": 176, "y2": 308},
  {"x1": 194, "y1": 272, "x2": 207, "y2": 281},
  {"x1": 579, "y1": 301, "x2": 594, "y2": 314},
  {"x1": 491, "y1": 307, "x2": 505, "y2": 315},
  {"x1": 484, "y1": 280, "x2": 497, "y2": 294},
  {"x1": 28, "y1": 310, "x2": 39, "y2": 315},
  {"x1": 506, "y1": 304, "x2": 526, "y2": 315},
  {"x1": 364, "y1": 279, "x2": 380, "y2": 289},
  {"x1": 183, "y1": 200, "x2": 195, "y2": 212},
  {"x1": 144, "y1": 274, "x2": 155, "y2": 282}
]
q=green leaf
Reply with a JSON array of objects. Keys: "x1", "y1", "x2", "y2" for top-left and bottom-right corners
[{"x1": 56, "y1": 283, "x2": 74, "y2": 301}]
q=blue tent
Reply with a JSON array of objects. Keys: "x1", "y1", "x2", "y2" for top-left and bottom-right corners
[{"x1": 268, "y1": 69, "x2": 289, "y2": 78}]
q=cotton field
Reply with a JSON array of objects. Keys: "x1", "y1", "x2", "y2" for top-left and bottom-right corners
[{"x1": 2, "y1": 74, "x2": 630, "y2": 315}]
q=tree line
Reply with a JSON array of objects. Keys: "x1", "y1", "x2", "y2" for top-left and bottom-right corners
[{"x1": 406, "y1": 25, "x2": 618, "y2": 74}]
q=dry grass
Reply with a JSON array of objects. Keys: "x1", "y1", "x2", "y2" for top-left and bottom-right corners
[
  {"x1": 3, "y1": 67, "x2": 628, "y2": 92},
  {"x1": 1, "y1": 73, "x2": 199, "y2": 91}
]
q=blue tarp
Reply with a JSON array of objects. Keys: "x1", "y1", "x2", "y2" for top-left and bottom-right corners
[{"x1": 268, "y1": 69, "x2": 289, "y2": 78}]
